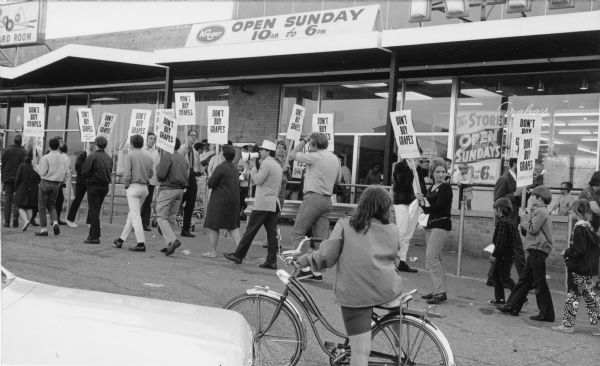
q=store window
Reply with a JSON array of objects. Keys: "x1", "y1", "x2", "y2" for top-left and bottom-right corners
[
  {"x1": 0, "y1": 96, "x2": 7, "y2": 150},
  {"x1": 187, "y1": 87, "x2": 230, "y2": 140},
  {"x1": 460, "y1": 71, "x2": 600, "y2": 192}
]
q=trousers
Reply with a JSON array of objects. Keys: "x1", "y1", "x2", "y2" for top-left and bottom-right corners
[{"x1": 120, "y1": 183, "x2": 148, "y2": 243}]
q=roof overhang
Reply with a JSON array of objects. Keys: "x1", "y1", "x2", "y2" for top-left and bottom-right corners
[
  {"x1": 153, "y1": 31, "x2": 390, "y2": 80},
  {"x1": 381, "y1": 10, "x2": 600, "y2": 72},
  {"x1": 0, "y1": 44, "x2": 167, "y2": 89}
]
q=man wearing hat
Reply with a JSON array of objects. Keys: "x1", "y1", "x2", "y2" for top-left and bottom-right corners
[
  {"x1": 224, "y1": 139, "x2": 283, "y2": 269},
  {"x1": 579, "y1": 171, "x2": 600, "y2": 233}
]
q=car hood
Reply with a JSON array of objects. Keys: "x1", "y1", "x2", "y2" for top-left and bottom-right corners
[{"x1": 2, "y1": 277, "x2": 253, "y2": 365}]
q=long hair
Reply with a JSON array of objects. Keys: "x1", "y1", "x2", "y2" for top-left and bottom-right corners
[
  {"x1": 349, "y1": 187, "x2": 392, "y2": 234},
  {"x1": 572, "y1": 199, "x2": 592, "y2": 222}
]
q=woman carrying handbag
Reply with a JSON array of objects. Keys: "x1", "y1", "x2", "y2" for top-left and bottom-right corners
[{"x1": 417, "y1": 157, "x2": 453, "y2": 305}]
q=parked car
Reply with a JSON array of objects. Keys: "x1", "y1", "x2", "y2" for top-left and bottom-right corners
[{"x1": 1, "y1": 267, "x2": 253, "y2": 365}]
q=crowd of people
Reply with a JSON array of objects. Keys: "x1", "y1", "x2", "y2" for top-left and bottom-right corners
[{"x1": 3, "y1": 129, "x2": 600, "y2": 365}]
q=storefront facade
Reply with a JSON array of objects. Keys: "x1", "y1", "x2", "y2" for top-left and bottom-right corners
[{"x1": 1, "y1": 1, "x2": 599, "y2": 211}]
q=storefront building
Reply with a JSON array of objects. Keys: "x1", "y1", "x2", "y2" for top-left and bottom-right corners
[{"x1": 1, "y1": 0, "x2": 599, "y2": 214}]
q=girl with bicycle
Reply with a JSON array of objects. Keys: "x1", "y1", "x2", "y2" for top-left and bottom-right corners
[{"x1": 297, "y1": 186, "x2": 403, "y2": 366}]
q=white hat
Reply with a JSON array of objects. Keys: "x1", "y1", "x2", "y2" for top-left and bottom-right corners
[{"x1": 258, "y1": 139, "x2": 277, "y2": 152}]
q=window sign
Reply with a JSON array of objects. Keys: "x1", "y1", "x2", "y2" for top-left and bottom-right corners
[
  {"x1": 175, "y1": 93, "x2": 196, "y2": 126},
  {"x1": 312, "y1": 113, "x2": 334, "y2": 152},
  {"x1": 454, "y1": 110, "x2": 503, "y2": 184}
]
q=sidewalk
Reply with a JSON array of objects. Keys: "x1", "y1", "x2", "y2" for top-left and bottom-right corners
[{"x1": 2, "y1": 217, "x2": 600, "y2": 366}]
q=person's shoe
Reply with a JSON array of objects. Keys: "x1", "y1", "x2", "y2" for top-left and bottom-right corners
[
  {"x1": 143, "y1": 225, "x2": 151, "y2": 232},
  {"x1": 12, "y1": 220, "x2": 19, "y2": 228},
  {"x1": 22, "y1": 222, "x2": 30, "y2": 232},
  {"x1": 397, "y1": 261, "x2": 418, "y2": 273},
  {"x1": 165, "y1": 239, "x2": 181, "y2": 256},
  {"x1": 297, "y1": 270, "x2": 323, "y2": 283},
  {"x1": 29, "y1": 220, "x2": 39, "y2": 226},
  {"x1": 529, "y1": 314, "x2": 554, "y2": 322},
  {"x1": 486, "y1": 279, "x2": 495, "y2": 287},
  {"x1": 262, "y1": 244, "x2": 269, "y2": 248},
  {"x1": 157, "y1": 226, "x2": 162, "y2": 235},
  {"x1": 58, "y1": 220, "x2": 67, "y2": 226},
  {"x1": 593, "y1": 326, "x2": 600, "y2": 336},
  {"x1": 66, "y1": 220, "x2": 78, "y2": 228},
  {"x1": 181, "y1": 231, "x2": 195, "y2": 238},
  {"x1": 53, "y1": 223, "x2": 60, "y2": 235},
  {"x1": 84, "y1": 238, "x2": 100, "y2": 244},
  {"x1": 129, "y1": 244, "x2": 146, "y2": 252},
  {"x1": 35, "y1": 231, "x2": 48, "y2": 236},
  {"x1": 497, "y1": 305, "x2": 519, "y2": 316},
  {"x1": 3, "y1": 223, "x2": 10, "y2": 228},
  {"x1": 160, "y1": 247, "x2": 169, "y2": 253},
  {"x1": 223, "y1": 252, "x2": 242, "y2": 264},
  {"x1": 427, "y1": 293, "x2": 447, "y2": 304},
  {"x1": 201, "y1": 251, "x2": 217, "y2": 258},
  {"x1": 487, "y1": 299, "x2": 505, "y2": 305},
  {"x1": 552, "y1": 325, "x2": 574, "y2": 334},
  {"x1": 421, "y1": 293, "x2": 434, "y2": 300},
  {"x1": 113, "y1": 238, "x2": 124, "y2": 248},
  {"x1": 259, "y1": 262, "x2": 277, "y2": 270}
]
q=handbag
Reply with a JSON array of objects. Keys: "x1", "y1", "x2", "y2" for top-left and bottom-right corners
[{"x1": 417, "y1": 213, "x2": 430, "y2": 228}]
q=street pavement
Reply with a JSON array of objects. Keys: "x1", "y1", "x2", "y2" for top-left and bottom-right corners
[{"x1": 1, "y1": 218, "x2": 599, "y2": 366}]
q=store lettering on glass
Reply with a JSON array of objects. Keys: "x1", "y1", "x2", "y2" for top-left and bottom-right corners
[
  {"x1": 26, "y1": 106, "x2": 42, "y2": 128},
  {"x1": 498, "y1": 102, "x2": 550, "y2": 118},
  {"x1": 210, "y1": 109, "x2": 226, "y2": 134}
]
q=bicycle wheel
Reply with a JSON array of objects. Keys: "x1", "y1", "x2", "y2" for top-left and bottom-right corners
[
  {"x1": 370, "y1": 314, "x2": 452, "y2": 366},
  {"x1": 225, "y1": 294, "x2": 304, "y2": 366}
]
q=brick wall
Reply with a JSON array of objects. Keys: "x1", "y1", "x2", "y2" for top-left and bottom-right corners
[
  {"x1": 228, "y1": 83, "x2": 282, "y2": 143},
  {"x1": 444, "y1": 210, "x2": 570, "y2": 270}
]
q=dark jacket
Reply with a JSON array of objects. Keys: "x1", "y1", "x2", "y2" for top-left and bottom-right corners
[
  {"x1": 81, "y1": 150, "x2": 113, "y2": 186},
  {"x1": 74, "y1": 151, "x2": 88, "y2": 184},
  {"x1": 565, "y1": 221, "x2": 600, "y2": 276},
  {"x1": 14, "y1": 162, "x2": 40, "y2": 209},
  {"x1": 421, "y1": 182, "x2": 452, "y2": 231},
  {"x1": 392, "y1": 160, "x2": 415, "y2": 205},
  {"x1": 492, "y1": 215, "x2": 517, "y2": 259},
  {"x1": 156, "y1": 151, "x2": 189, "y2": 189},
  {"x1": 1, "y1": 144, "x2": 26, "y2": 183},
  {"x1": 494, "y1": 170, "x2": 519, "y2": 226}
]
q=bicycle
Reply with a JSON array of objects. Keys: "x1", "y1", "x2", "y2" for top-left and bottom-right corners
[{"x1": 224, "y1": 237, "x2": 456, "y2": 366}]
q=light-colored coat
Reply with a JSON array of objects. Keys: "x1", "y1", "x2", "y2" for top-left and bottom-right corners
[{"x1": 250, "y1": 156, "x2": 282, "y2": 212}]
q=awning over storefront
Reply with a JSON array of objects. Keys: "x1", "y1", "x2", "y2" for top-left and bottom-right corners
[
  {"x1": 153, "y1": 32, "x2": 390, "y2": 80},
  {"x1": 382, "y1": 11, "x2": 600, "y2": 77},
  {"x1": 0, "y1": 44, "x2": 167, "y2": 89}
]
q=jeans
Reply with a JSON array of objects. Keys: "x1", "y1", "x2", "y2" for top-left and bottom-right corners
[
  {"x1": 2, "y1": 182, "x2": 18, "y2": 224},
  {"x1": 140, "y1": 184, "x2": 155, "y2": 227},
  {"x1": 181, "y1": 172, "x2": 197, "y2": 232},
  {"x1": 506, "y1": 249, "x2": 555, "y2": 320},
  {"x1": 66, "y1": 182, "x2": 88, "y2": 222},
  {"x1": 425, "y1": 228, "x2": 448, "y2": 295},
  {"x1": 292, "y1": 192, "x2": 332, "y2": 247},
  {"x1": 38, "y1": 180, "x2": 61, "y2": 228},
  {"x1": 120, "y1": 183, "x2": 148, "y2": 244},
  {"x1": 156, "y1": 188, "x2": 184, "y2": 245},
  {"x1": 55, "y1": 184, "x2": 65, "y2": 220},
  {"x1": 487, "y1": 234, "x2": 525, "y2": 285},
  {"x1": 235, "y1": 209, "x2": 280, "y2": 264},
  {"x1": 394, "y1": 204, "x2": 418, "y2": 262},
  {"x1": 87, "y1": 185, "x2": 109, "y2": 240}
]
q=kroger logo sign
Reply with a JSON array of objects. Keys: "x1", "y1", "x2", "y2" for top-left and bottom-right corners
[{"x1": 197, "y1": 25, "x2": 225, "y2": 43}]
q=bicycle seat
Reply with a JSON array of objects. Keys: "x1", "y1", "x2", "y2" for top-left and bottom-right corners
[{"x1": 375, "y1": 289, "x2": 418, "y2": 310}]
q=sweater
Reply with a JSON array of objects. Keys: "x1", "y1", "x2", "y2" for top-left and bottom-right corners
[
  {"x1": 421, "y1": 182, "x2": 453, "y2": 231},
  {"x1": 297, "y1": 218, "x2": 403, "y2": 307},
  {"x1": 520, "y1": 203, "x2": 553, "y2": 255},
  {"x1": 1, "y1": 144, "x2": 26, "y2": 183},
  {"x1": 156, "y1": 151, "x2": 189, "y2": 189}
]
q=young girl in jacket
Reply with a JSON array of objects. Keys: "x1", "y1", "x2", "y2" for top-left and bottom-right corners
[
  {"x1": 489, "y1": 197, "x2": 517, "y2": 305},
  {"x1": 552, "y1": 199, "x2": 600, "y2": 335},
  {"x1": 297, "y1": 187, "x2": 403, "y2": 366}
]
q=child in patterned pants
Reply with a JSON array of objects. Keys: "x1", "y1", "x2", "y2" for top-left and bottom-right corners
[{"x1": 552, "y1": 199, "x2": 600, "y2": 335}]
